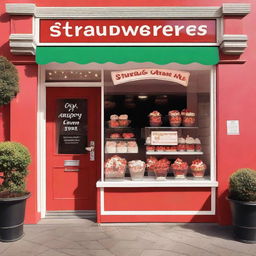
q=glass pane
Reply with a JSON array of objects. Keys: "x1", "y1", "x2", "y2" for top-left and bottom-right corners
[
  {"x1": 56, "y1": 99, "x2": 87, "y2": 154},
  {"x1": 104, "y1": 66, "x2": 212, "y2": 181}
]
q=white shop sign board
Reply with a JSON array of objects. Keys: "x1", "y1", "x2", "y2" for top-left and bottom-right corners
[
  {"x1": 151, "y1": 131, "x2": 178, "y2": 145},
  {"x1": 111, "y1": 69, "x2": 190, "y2": 87}
]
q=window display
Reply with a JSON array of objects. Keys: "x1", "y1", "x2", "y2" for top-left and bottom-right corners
[{"x1": 104, "y1": 64, "x2": 213, "y2": 183}]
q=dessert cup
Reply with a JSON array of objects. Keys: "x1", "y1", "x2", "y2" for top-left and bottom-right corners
[
  {"x1": 172, "y1": 168, "x2": 188, "y2": 178},
  {"x1": 154, "y1": 166, "x2": 169, "y2": 181},
  {"x1": 108, "y1": 120, "x2": 119, "y2": 128},
  {"x1": 168, "y1": 115, "x2": 182, "y2": 127},
  {"x1": 149, "y1": 115, "x2": 162, "y2": 127},
  {"x1": 182, "y1": 116, "x2": 196, "y2": 127},
  {"x1": 129, "y1": 167, "x2": 145, "y2": 180},
  {"x1": 177, "y1": 144, "x2": 186, "y2": 152},
  {"x1": 191, "y1": 169, "x2": 205, "y2": 178},
  {"x1": 105, "y1": 167, "x2": 126, "y2": 179},
  {"x1": 149, "y1": 120, "x2": 162, "y2": 127},
  {"x1": 190, "y1": 159, "x2": 206, "y2": 178},
  {"x1": 128, "y1": 160, "x2": 145, "y2": 181},
  {"x1": 195, "y1": 144, "x2": 202, "y2": 152},
  {"x1": 186, "y1": 144, "x2": 195, "y2": 152},
  {"x1": 118, "y1": 119, "x2": 131, "y2": 127},
  {"x1": 147, "y1": 169, "x2": 155, "y2": 177}
]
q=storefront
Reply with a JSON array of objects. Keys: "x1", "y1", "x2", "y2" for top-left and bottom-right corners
[{"x1": 0, "y1": 1, "x2": 254, "y2": 224}]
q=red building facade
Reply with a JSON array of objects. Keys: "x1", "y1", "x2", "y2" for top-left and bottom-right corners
[{"x1": 0, "y1": 0, "x2": 254, "y2": 224}]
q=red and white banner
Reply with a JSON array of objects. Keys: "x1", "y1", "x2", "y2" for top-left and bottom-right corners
[
  {"x1": 111, "y1": 69, "x2": 190, "y2": 86},
  {"x1": 40, "y1": 19, "x2": 216, "y2": 43}
]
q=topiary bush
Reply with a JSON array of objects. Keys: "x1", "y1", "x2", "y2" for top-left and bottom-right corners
[
  {"x1": 0, "y1": 142, "x2": 31, "y2": 197},
  {"x1": 229, "y1": 168, "x2": 256, "y2": 202},
  {"x1": 0, "y1": 56, "x2": 19, "y2": 106}
]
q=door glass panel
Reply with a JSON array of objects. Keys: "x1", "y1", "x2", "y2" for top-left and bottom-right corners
[{"x1": 56, "y1": 99, "x2": 87, "y2": 154}]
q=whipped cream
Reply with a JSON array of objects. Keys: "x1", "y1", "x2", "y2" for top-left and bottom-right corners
[
  {"x1": 186, "y1": 136, "x2": 195, "y2": 144},
  {"x1": 178, "y1": 137, "x2": 186, "y2": 144},
  {"x1": 194, "y1": 138, "x2": 201, "y2": 144}
]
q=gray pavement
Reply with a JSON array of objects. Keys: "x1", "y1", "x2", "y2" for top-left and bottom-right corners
[{"x1": 0, "y1": 219, "x2": 256, "y2": 256}]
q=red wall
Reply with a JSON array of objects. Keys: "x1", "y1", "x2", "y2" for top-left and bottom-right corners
[
  {"x1": 0, "y1": 1, "x2": 38, "y2": 223},
  {"x1": 10, "y1": 65, "x2": 39, "y2": 223},
  {"x1": 0, "y1": 0, "x2": 255, "y2": 224}
]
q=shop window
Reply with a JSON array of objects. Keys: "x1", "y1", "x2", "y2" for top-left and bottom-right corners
[
  {"x1": 104, "y1": 67, "x2": 213, "y2": 182},
  {"x1": 45, "y1": 70, "x2": 101, "y2": 82},
  {"x1": 56, "y1": 99, "x2": 88, "y2": 154}
]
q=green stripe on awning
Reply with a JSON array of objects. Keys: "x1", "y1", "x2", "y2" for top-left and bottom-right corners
[{"x1": 36, "y1": 46, "x2": 219, "y2": 65}]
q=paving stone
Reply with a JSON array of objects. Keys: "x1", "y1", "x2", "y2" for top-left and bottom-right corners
[
  {"x1": 109, "y1": 247, "x2": 144, "y2": 256},
  {"x1": 77, "y1": 240, "x2": 105, "y2": 249},
  {"x1": 98, "y1": 238, "x2": 118, "y2": 249},
  {"x1": 140, "y1": 249, "x2": 185, "y2": 256},
  {"x1": 35, "y1": 249, "x2": 77, "y2": 256},
  {"x1": 87, "y1": 249, "x2": 115, "y2": 256},
  {"x1": 111, "y1": 239, "x2": 155, "y2": 250},
  {"x1": 0, "y1": 240, "x2": 48, "y2": 256},
  {"x1": 1, "y1": 222, "x2": 256, "y2": 256},
  {"x1": 61, "y1": 231, "x2": 108, "y2": 241},
  {"x1": 58, "y1": 248, "x2": 92, "y2": 256}
]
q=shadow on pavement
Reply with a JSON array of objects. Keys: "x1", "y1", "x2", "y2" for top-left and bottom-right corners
[{"x1": 182, "y1": 223, "x2": 234, "y2": 241}]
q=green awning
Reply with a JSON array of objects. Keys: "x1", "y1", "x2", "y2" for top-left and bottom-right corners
[{"x1": 36, "y1": 46, "x2": 219, "y2": 65}]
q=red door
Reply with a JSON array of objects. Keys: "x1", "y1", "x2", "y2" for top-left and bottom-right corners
[{"x1": 46, "y1": 87, "x2": 101, "y2": 211}]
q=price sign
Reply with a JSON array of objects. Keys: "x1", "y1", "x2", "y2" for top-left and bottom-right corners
[{"x1": 151, "y1": 131, "x2": 178, "y2": 145}]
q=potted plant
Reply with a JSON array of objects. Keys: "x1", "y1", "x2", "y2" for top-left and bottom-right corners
[
  {"x1": 228, "y1": 168, "x2": 256, "y2": 243},
  {"x1": 0, "y1": 142, "x2": 31, "y2": 242},
  {"x1": 0, "y1": 56, "x2": 19, "y2": 106}
]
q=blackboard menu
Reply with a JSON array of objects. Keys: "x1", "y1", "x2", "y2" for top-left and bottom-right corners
[{"x1": 56, "y1": 99, "x2": 87, "y2": 154}]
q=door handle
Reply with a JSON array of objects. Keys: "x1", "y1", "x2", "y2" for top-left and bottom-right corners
[
  {"x1": 86, "y1": 141, "x2": 95, "y2": 161},
  {"x1": 85, "y1": 146, "x2": 94, "y2": 152}
]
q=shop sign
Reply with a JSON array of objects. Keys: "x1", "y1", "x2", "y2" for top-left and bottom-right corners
[
  {"x1": 40, "y1": 19, "x2": 216, "y2": 44},
  {"x1": 111, "y1": 69, "x2": 190, "y2": 86},
  {"x1": 151, "y1": 131, "x2": 178, "y2": 145}
]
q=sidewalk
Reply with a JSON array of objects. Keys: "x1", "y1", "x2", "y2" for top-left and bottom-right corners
[{"x1": 0, "y1": 219, "x2": 256, "y2": 256}]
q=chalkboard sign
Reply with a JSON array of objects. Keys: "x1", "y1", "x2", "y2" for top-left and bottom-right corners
[{"x1": 56, "y1": 99, "x2": 87, "y2": 154}]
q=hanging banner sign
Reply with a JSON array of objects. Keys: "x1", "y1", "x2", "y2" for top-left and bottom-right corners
[
  {"x1": 111, "y1": 69, "x2": 190, "y2": 86},
  {"x1": 39, "y1": 19, "x2": 216, "y2": 44}
]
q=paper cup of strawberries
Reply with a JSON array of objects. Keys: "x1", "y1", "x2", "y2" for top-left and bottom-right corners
[
  {"x1": 153, "y1": 158, "x2": 170, "y2": 180},
  {"x1": 146, "y1": 156, "x2": 158, "y2": 177},
  {"x1": 149, "y1": 111, "x2": 162, "y2": 127},
  {"x1": 190, "y1": 159, "x2": 206, "y2": 178},
  {"x1": 171, "y1": 158, "x2": 188, "y2": 178},
  {"x1": 104, "y1": 155, "x2": 127, "y2": 179},
  {"x1": 168, "y1": 110, "x2": 181, "y2": 127},
  {"x1": 128, "y1": 160, "x2": 146, "y2": 181}
]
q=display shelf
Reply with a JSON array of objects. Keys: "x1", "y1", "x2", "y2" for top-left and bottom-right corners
[
  {"x1": 146, "y1": 151, "x2": 203, "y2": 155},
  {"x1": 105, "y1": 138, "x2": 136, "y2": 141},
  {"x1": 105, "y1": 127, "x2": 134, "y2": 130},
  {"x1": 97, "y1": 176, "x2": 218, "y2": 188},
  {"x1": 105, "y1": 152, "x2": 139, "y2": 154},
  {"x1": 144, "y1": 126, "x2": 198, "y2": 129}
]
